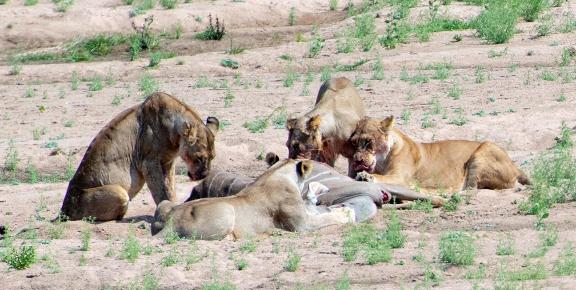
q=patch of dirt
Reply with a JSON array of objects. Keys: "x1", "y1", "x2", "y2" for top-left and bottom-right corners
[{"x1": 1, "y1": 0, "x2": 576, "y2": 289}]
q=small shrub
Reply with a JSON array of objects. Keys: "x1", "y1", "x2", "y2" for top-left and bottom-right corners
[
  {"x1": 81, "y1": 229, "x2": 91, "y2": 251},
  {"x1": 159, "y1": 0, "x2": 176, "y2": 9},
  {"x1": 234, "y1": 258, "x2": 248, "y2": 270},
  {"x1": 439, "y1": 231, "x2": 476, "y2": 266},
  {"x1": 475, "y1": 66, "x2": 487, "y2": 83},
  {"x1": 9, "y1": 61, "x2": 22, "y2": 76},
  {"x1": 554, "y1": 243, "x2": 576, "y2": 276},
  {"x1": 449, "y1": 108, "x2": 468, "y2": 126},
  {"x1": 161, "y1": 249, "x2": 180, "y2": 266},
  {"x1": 372, "y1": 57, "x2": 385, "y2": 80},
  {"x1": 520, "y1": 0, "x2": 548, "y2": 22},
  {"x1": 410, "y1": 199, "x2": 433, "y2": 212},
  {"x1": 383, "y1": 211, "x2": 406, "y2": 248},
  {"x1": 320, "y1": 66, "x2": 332, "y2": 82},
  {"x1": 342, "y1": 223, "x2": 391, "y2": 264},
  {"x1": 559, "y1": 47, "x2": 574, "y2": 67},
  {"x1": 138, "y1": 73, "x2": 159, "y2": 97},
  {"x1": 500, "y1": 262, "x2": 547, "y2": 281},
  {"x1": 223, "y1": 90, "x2": 235, "y2": 108},
  {"x1": 3, "y1": 244, "x2": 37, "y2": 270},
  {"x1": 465, "y1": 264, "x2": 486, "y2": 280},
  {"x1": 220, "y1": 58, "x2": 239, "y2": 69},
  {"x1": 55, "y1": 0, "x2": 74, "y2": 13},
  {"x1": 288, "y1": 7, "x2": 296, "y2": 26},
  {"x1": 163, "y1": 219, "x2": 180, "y2": 245},
  {"x1": 308, "y1": 26, "x2": 325, "y2": 58},
  {"x1": 329, "y1": 0, "x2": 338, "y2": 11},
  {"x1": 442, "y1": 193, "x2": 462, "y2": 211},
  {"x1": 283, "y1": 70, "x2": 298, "y2": 87},
  {"x1": 428, "y1": 62, "x2": 452, "y2": 80},
  {"x1": 88, "y1": 76, "x2": 103, "y2": 91},
  {"x1": 496, "y1": 236, "x2": 515, "y2": 256},
  {"x1": 243, "y1": 117, "x2": 269, "y2": 133},
  {"x1": 283, "y1": 249, "x2": 301, "y2": 272},
  {"x1": 239, "y1": 239, "x2": 258, "y2": 253},
  {"x1": 120, "y1": 229, "x2": 141, "y2": 262},
  {"x1": 474, "y1": 3, "x2": 518, "y2": 44},
  {"x1": 195, "y1": 14, "x2": 225, "y2": 40},
  {"x1": 536, "y1": 14, "x2": 554, "y2": 37},
  {"x1": 447, "y1": 84, "x2": 462, "y2": 99}
]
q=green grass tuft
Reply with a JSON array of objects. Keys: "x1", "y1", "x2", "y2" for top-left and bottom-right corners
[{"x1": 439, "y1": 231, "x2": 476, "y2": 266}]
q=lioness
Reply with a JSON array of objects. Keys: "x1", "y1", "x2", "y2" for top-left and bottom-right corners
[
  {"x1": 350, "y1": 116, "x2": 530, "y2": 194},
  {"x1": 187, "y1": 152, "x2": 446, "y2": 221},
  {"x1": 151, "y1": 159, "x2": 355, "y2": 239},
  {"x1": 286, "y1": 77, "x2": 365, "y2": 176},
  {"x1": 60, "y1": 92, "x2": 219, "y2": 221}
]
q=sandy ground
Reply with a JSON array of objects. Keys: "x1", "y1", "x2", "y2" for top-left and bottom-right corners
[{"x1": 1, "y1": 0, "x2": 576, "y2": 289}]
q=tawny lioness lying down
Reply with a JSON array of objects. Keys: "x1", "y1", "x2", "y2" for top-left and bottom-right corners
[
  {"x1": 151, "y1": 159, "x2": 357, "y2": 240},
  {"x1": 349, "y1": 116, "x2": 530, "y2": 194},
  {"x1": 186, "y1": 153, "x2": 446, "y2": 222},
  {"x1": 60, "y1": 92, "x2": 219, "y2": 221}
]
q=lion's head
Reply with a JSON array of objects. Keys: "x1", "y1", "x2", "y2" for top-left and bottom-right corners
[
  {"x1": 349, "y1": 116, "x2": 395, "y2": 175},
  {"x1": 178, "y1": 116, "x2": 219, "y2": 180},
  {"x1": 285, "y1": 115, "x2": 323, "y2": 160}
]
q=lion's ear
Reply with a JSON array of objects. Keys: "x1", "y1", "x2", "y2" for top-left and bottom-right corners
[
  {"x1": 181, "y1": 121, "x2": 197, "y2": 143},
  {"x1": 296, "y1": 160, "x2": 313, "y2": 178},
  {"x1": 265, "y1": 152, "x2": 280, "y2": 167},
  {"x1": 380, "y1": 116, "x2": 395, "y2": 131},
  {"x1": 307, "y1": 115, "x2": 321, "y2": 131},
  {"x1": 206, "y1": 116, "x2": 219, "y2": 136},
  {"x1": 286, "y1": 118, "x2": 298, "y2": 130}
]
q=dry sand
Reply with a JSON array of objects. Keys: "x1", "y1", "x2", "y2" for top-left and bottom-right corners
[{"x1": 1, "y1": 0, "x2": 576, "y2": 289}]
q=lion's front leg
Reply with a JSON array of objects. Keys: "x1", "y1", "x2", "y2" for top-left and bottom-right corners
[
  {"x1": 357, "y1": 171, "x2": 407, "y2": 187},
  {"x1": 142, "y1": 159, "x2": 177, "y2": 205}
]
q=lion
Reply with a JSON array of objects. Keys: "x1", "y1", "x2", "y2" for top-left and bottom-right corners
[
  {"x1": 151, "y1": 159, "x2": 355, "y2": 240},
  {"x1": 185, "y1": 152, "x2": 446, "y2": 222},
  {"x1": 349, "y1": 116, "x2": 530, "y2": 195},
  {"x1": 286, "y1": 77, "x2": 365, "y2": 176},
  {"x1": 60, "y1": 92, "x2": 219, "y2": 221}
]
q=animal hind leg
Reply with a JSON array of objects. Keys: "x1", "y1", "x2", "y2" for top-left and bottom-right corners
[
  {"x1": 77, "y1": 185, "x2": 130, "y2": 221},
  {"x1": 465, "y1": 142, "x2": 518, "y2": 190}
]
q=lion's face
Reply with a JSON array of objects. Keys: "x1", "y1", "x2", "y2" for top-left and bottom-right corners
[
  {"x1": 350, "y1": 116, "x2": 395, "y2": 175},
  {"x1": 180, "y1": 117, "x2": 219, "y2": 181},
  {"x1": 285, "y1": 115, "x2": 323, "y2": 160}
]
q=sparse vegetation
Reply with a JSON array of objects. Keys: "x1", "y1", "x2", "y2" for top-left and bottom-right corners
[
  {"x1": 283, "y1": 249, "x2": 301, "y2": 272},
  {"x1": 138, "y1": 73, "x2": 159, "y2": 97},
  {"x1": 496, "y1": 236, "x2": 515, "y2": 256},
  {"x1": 308, "y1": 26, "x2": 325, "y2": 58},
  {"x1": 3, "y1": 244, "x2": 37, "y2": 270},
  {"x1": 473, "y1": 2, "x2": 518, "y2": 44},
  {"x1": 220, "y1": 58, "x2": 240, "y2": 69},
  {"x1": 120, "y1": 228, "x2": 141, "y2": 262},
  {"x1": 288, "y1": 6, "x2": 296, "y2": 26},
  {"x1": 554, "y1": 243, "x2": 576, "y2": 276},
  {"x1": 439, "y1": 231, "x2": 476, "y2": 266},
  {"x1": 80, "y1": 229, "x2": 91, "y2": 251},
  {"x1": 519, "y1": 123, "x2": 575, "y2": 225},
  {"x1": 342, "y1": 223, "x2": 392, "y2": 265},
  {"x1": 195, "y1": 14, "x2": 225, "y2": 40},
  {"x1": 159, "y1": 0, "x2": 176, "y2": 9}
]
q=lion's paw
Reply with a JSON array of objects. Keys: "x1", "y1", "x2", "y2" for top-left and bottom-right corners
[
  {"x1": 330, "y1": 206, "x2": 356, "y2": 224},
  {"x1": 355, "y1": 171, "x2": 374, "y2": 182}
]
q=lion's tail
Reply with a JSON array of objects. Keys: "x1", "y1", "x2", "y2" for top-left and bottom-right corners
[{"x1": 517, "y1": 169, "x2": 531, "y2": 186}]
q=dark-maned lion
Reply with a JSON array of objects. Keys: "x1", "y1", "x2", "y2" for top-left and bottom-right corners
[
  {"x1": 286, "y1": 77, "x2": 365, "y2": 176},
  {"x1": 60, "y1": 92, "x2": 219, "y2": 221},
  {"x1": 151, "y1": 159, "x2": 355, "y2": 239},
  {"x1": 350, "y1": 116, "x2": 530, "y2": 194}
]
